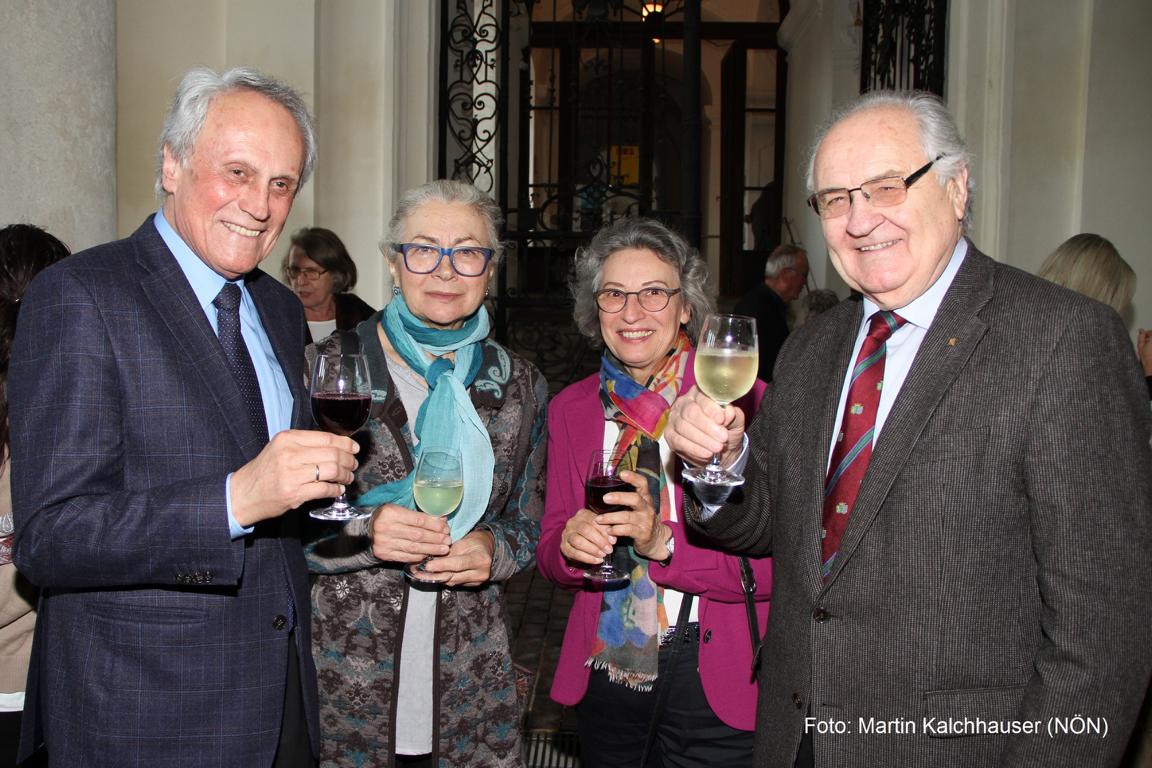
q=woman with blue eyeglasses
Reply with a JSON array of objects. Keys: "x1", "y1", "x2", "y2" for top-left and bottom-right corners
[{"x1": 305, "y1": 180, "x2": 547, "y2": 768}]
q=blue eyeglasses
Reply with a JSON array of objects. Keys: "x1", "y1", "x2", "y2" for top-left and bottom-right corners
[{"x1": 392, "y1": 242, "x2": 494, "y2": 276}]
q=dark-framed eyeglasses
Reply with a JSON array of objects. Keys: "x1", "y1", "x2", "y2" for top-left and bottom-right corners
[
  {"x1": 393, "y1": 242, "x2": 494, "y2": 276},
  {"x1": 285, "y1": 266, "x2": 329, "y2": 281},
  {"x1": 594, "y1": 287, "x2": 682, "y2": 313},
  {"x1": 807, "y1": 155, "x2": 944, "y2": 219}
]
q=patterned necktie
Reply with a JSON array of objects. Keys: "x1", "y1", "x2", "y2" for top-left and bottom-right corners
[
  {"x1": 821, "y1": 310, "x2": 906, "y2": 578},
  {"x1": 213, "y1": 282, "x2": 268, "y2": 440}
]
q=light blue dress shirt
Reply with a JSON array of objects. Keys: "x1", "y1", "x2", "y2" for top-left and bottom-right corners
[{"x1": 153, "y1": 210, "x2": 294, "y2": 537}]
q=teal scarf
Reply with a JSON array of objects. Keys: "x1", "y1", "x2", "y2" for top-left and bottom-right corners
[{"x1": 353, "y1": 295, "x2": 494, "y2": 541}]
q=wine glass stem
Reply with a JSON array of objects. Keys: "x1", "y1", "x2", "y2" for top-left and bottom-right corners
[
  {"x1": 703, "y1": 453, "x2": 725, "y2": 482},
  {"x1": 598, "y1": 546, "x2": 617, "y2": 576}
]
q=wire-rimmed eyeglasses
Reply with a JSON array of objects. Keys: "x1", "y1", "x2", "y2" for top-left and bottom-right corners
[
  {"x1": 286, "y1": 266, "x2": 329, "y2": 281},
  {"x1": 807, "y1": 155, "x2": 944, "y2": 219},
  {"x1": 594, "y1": 287, "x2": 682, "y2": 313},
  {"x1": 393, "y1": 242, "x2": 494, "y2": 276}
]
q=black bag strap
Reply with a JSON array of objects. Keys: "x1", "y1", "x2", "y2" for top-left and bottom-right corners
[
  {"x1": 739, "y1": 556, "x2": 763, "y2": 681},
  {"x1": 640, "y1": 594, "x2": 695, "y2": 768}
]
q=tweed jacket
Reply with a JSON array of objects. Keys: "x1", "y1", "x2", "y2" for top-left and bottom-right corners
[
  {"x1": 692, "y1": 245, "x2": 1152, "y2": 768},
  {"x1": 305, "y1": 316, "x2": 548, "y2": 768},
  {"x1": 8, "y1": 217, "x2": 319, "y2": 766},
  {"x1": 538, "y1": 350, "x2": 772, "y2": 731}
]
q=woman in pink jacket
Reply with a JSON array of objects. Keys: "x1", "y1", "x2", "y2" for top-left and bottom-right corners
[{"x1": 538, "y1": 218, "x2": 772, "y2": 767}]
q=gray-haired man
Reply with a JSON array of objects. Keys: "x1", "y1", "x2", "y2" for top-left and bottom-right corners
[{"x1": 667, "y1": 90, "x2": 1152, "y2": 768}]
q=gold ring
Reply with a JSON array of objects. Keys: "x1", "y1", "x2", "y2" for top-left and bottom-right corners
[{"x1": 315, "y1": 464, "x2": 321, "y2": 483}]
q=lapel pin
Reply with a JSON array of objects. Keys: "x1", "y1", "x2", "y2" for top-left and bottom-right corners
[{"x1": 947, "y1": 337, "x2": 958, "y2": 346}]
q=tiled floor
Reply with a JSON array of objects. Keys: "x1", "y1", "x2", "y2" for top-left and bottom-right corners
[
  {"x1": 500, "y1": 305, "x2": 596, "y2": 764},
  {"x1": 505, "y1": 565, "x2": 579, "y2": 733},
  {"x1": 505, "y1": 565, "x2": 584, "y2": 767}
]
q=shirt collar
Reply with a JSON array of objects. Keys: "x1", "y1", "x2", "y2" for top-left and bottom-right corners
[
  {"x1": 862, "y1": 237, "x2": 968, "y2": 329},
  {"x1": 153, "y1": 208, "x2": 244, "y2": 311}
]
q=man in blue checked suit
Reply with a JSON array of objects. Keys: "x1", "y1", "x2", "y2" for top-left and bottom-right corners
[
  {"x1": 666, "y1": 91, "x2": 1152, "y2": 768},
  {"x1": 8, "y1": 67, "x2": 358, "y2": 767}
]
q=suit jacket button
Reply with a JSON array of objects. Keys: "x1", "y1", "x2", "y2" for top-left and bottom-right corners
[
  {"x1": 701, "y1": 628, "x2": 712, "y2": 644},
  {"x1": 202, "y1": 570, "x2": 214, "y2": 583},
  {"x1": 813, "y1": 607, "x2": 831, "y2": 623},
  {"x1": 273, "y1": 615, "x2": 288, "y2": 631},
  {"x1": 792, "y1": 692, "x2": 803, "y2": 709}
]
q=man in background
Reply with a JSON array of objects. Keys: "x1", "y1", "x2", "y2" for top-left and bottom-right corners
[
  {"x1": 733, "y1": 243, "x2": 809, "y2": 381},
  {"x1": 9, "y1": 67, "x2": 358, "y2": 767}
]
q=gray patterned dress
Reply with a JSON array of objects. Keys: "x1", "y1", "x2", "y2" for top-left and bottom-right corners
[{"x1": 305, "y1": 314, "x2": 547, "y2": 768}]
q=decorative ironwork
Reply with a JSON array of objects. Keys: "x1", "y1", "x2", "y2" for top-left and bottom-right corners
[
  {"x1": 503, "y1": 307, "x2": 600, "y2": 393},
  {"x1": 572, "y1": 0, "x2": 623, "y2": 21},
  {"x1": 442, "y1": 0, "x2": 504, "y2": 192},
  {"x1": 860, "y1": 0, "x2": 948, "y2": 95}
]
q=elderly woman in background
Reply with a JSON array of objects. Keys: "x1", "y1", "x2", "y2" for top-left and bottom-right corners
[
  {"x1": 305, "y1": 180, "x2": 547, "y2": 768},
  {"x1": 0, "y1": 224, "x2": 70, "y2": 768},
  {"x1": 537, "y1": 217, "x2": 771, "y2": 768},
  {"x1": 282, "y1": 226, "x2": 375, "y2": 344}
]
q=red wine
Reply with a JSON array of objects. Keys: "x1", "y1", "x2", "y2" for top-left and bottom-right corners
[
  {"x1": 312, "y1": 393, "x2": 370, "y2": 436},
  {"x1": 585, "y1": 475, "x2": 630, "y2": 514}
]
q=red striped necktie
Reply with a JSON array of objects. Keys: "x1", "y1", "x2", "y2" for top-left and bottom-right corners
[{"x1": 821, "y1": 310, "x2": 906, "y2": 578}]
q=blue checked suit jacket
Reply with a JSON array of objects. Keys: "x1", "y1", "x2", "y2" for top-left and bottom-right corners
[{"x1": 8, "y1": 218, "x2": 318, "y2": 766}]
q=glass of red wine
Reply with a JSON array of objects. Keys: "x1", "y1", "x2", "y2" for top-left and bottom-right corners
[
  {"x1": 584, "y1": 449, "x2": 633, "y2": 586},
  {"x1": 309, "y1": 353, "x2": 371, "y2": 521}
]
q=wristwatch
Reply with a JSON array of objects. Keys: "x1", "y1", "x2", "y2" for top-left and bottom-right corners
[{"x1": 655, "y1": 526, "x2": 674, "y2": 567}]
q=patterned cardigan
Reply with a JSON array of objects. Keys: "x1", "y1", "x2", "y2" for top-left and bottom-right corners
[{"x1": 304, "y1": 315, "x2": 548, "y2": 768}]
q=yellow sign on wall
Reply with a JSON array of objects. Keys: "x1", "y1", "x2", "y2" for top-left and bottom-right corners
[{"x1": 610, "y1": 145, "x2": 640, "y2": 185}]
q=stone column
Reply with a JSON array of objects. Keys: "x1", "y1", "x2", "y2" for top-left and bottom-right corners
[{"x1": 0, "y1": 0, "x2": 117, "y2": 252}]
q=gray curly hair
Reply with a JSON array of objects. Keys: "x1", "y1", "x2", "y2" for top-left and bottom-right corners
[{"x1": 569, "y1": 217, "x2": 714, "y2": 346}]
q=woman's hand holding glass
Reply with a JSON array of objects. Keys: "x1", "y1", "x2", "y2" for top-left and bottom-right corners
[
  {"x1": 418, "y1": 530, "x2": 496, "y2": 588},
  {"x1": 369, "y1": 503, "x2": 451, "y2": 565},
  {"x1": 560, "y1": 469, "x2": 668, "y2": 571}
]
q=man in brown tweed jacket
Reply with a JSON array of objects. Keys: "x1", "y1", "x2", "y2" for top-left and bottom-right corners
[{"x1": 667, "y1": 90, "x2": 1152, "y2": 768}]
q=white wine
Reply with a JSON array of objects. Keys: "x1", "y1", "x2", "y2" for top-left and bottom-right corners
[
  {"x1": 413, "y1": 480, "x2": 464, "y2": 517},
  {"x1": 695, "y1": 348, "x2": 758, "y2": 405}
]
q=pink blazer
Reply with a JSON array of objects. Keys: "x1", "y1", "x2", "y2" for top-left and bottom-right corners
[{"x1": 537, "y1": 351, "x2": 771, "y2": 730}]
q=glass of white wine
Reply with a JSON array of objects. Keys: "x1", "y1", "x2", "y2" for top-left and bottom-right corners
[
  {"x1": 409, "y1": 448, "x2": 464, "y2": 582},
  {"x1": 683, "y1": 313, "x2": 759, "y2": 487}
]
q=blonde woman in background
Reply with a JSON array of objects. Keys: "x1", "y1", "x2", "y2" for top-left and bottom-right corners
[
  {"x1": 1038, "y1": 233, "x2": 1149, "y2": 400},
  {"x1": 1037, "y1": 233, "x2": 1134, "y2": 313}
]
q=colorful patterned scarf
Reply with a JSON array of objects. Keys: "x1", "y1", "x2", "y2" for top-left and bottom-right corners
[{"x1": 587, "y1": 330, "x2": 690, "y2": 690}]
